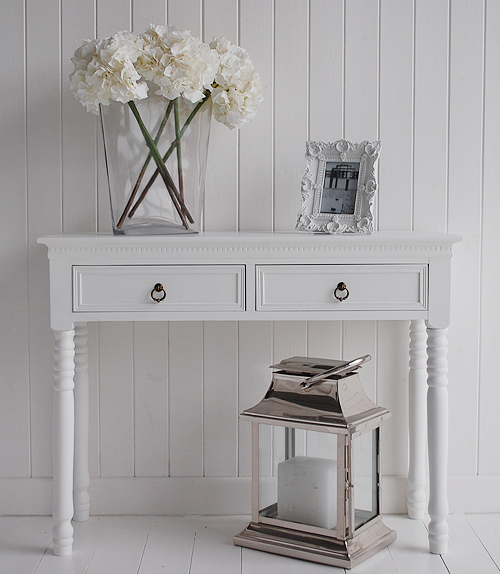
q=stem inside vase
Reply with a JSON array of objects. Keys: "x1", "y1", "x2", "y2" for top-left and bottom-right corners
[
  {"x1": 127, "y1": 95, "x2": 210, "y2": 220},
  {"x1": 116, "y1": 100, "x2": 174, "y2": 229},
  {"x1": 127, "y1": 100, "x2": 192, "y2": 230}
]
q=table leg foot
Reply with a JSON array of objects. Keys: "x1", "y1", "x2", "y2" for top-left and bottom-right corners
[
  {"x1": 428, "y1": 519, "x2": 449, "y2": 555},
  {"x1": 53, "y1": 521, "x2": 74, "y2": 556}
]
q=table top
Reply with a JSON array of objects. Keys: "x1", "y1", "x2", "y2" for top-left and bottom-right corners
[{"x1": 38, "y1": 230, "x2": 461, "y2": 259}]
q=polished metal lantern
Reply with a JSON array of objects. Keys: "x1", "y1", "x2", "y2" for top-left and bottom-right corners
[{"x1": 233, "y1": 356, "x2": 396, "y2": 569}]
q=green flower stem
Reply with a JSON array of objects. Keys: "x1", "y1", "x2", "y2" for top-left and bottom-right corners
[
  {"x1": 173, "y1": 98, "x2": 184, "y2": 202},
  {"x1": 127, "y1": 100, "x2": 190, "y2": 230},
  {"x1": 128, "y1": 95, "x2": 209, "y2": 220},
  {"x1": 116, "y1": 100, "x2": 174, "y2": 229}
]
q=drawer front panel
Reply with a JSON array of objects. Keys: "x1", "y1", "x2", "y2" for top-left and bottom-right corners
[
  {"x1": 256, "y1": 264, "x2": 427, "y2": 312},
  {"x1": 73, "y1": 265, "x2": 245, "y2": 312}
]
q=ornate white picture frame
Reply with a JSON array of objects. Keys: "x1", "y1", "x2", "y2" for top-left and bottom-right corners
[{"x1": 296, "y1": 140, "x2": 382, "y2": 234}]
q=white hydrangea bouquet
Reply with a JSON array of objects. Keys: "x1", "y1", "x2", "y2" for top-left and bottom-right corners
[{"x1": 70, "y1": 25, "x2": 264, "y2": 233}]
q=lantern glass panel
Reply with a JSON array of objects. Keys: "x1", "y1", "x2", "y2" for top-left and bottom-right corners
[
  {"x1": 258, "y1": 423, "x2": 338, "y2": 531},
  {"x1": 353, "y1": 428, "x2": 379, "y2": 530}
]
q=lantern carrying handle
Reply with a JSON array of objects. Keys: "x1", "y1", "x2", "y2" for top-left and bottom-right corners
[{"x1": 299, "y1": 354, "x2": 371, "y2": 390}]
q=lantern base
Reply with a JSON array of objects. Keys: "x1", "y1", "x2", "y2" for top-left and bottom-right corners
[{"x1": 233, "y1": 517, "x2": 396, "y2": 569}]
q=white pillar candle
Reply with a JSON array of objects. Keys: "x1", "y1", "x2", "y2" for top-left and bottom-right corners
[{"x1": 277, "y1": 455, "x2": 337, "y2": 529}]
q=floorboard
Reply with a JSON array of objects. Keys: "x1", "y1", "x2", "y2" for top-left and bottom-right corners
[
  {"x1": 189, "y1": 516, "x2": 244, "y2": 574},
  {"x1": 440, "y1": 514, "x2": 500, "y2": 574},
  {"x1": 0, "y1": 516, "x2": 52, "y2": 574},
  {"x1": 465, "y1": 513, "x2": 500, "y2": 570},
  {"x1": 84, "y1": 516, "x2": 152, "y2": 574},
  {"x1": 0, "y1": 514, "x2": 498, "y2": 574},
  {"x1": 137, "y1": 517, "x2": 197, "y2": 574}
]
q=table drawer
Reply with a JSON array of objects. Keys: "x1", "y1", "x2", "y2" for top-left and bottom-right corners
[
  {"x1": 256, "y1": 264, "x2": 427, "y2": 312},
  {"x1": 73, "y1": 265, "x2": 245, "y2": 312}
]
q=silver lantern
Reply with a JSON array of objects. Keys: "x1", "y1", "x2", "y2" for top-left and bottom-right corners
[{"x1": 234, "y1": 355, "x2": 396, "y2": 569}]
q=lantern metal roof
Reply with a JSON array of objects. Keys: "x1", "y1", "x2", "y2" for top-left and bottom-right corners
[{"x1": 240, "y1": 356, "x2": 390, "y2": 434}]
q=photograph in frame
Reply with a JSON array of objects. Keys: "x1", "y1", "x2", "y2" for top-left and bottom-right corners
[{"x1": 296, "y1": 140, "x2": 382, "y2": 234}]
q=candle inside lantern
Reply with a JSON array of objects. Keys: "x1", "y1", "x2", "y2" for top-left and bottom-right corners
[{"x1": 277, "y1": 455, "x2": 337, "y2": 529}]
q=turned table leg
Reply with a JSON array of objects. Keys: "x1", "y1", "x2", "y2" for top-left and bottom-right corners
[
  {"x1": 407, "y1": 320, "x2": 427, "y2": 519},
  {"x1": 73, "y1": 323, "x2": 90, "y2": 522},
  {"x1": 52, "y1": 329, "x2": 75, "y2": 556},
  {"x1": 426, "y1": 326, "x2": 449, "y2": 555}
]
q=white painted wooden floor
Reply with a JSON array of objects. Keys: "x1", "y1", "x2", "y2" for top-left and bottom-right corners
[{"x1": 0, "y1": 514, "x2": 499, "y2": 574}]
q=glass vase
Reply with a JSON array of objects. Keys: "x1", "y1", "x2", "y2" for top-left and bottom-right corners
[{"x1": 101, "y1": 94, "x2": 211, "y2": 235}]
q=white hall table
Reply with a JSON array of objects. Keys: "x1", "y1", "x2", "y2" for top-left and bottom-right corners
[{"x1": 38, "y1": 231, "x2": 460, "y2": 557}]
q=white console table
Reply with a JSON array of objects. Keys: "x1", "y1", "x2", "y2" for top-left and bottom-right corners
[{"x1": 38, "y1": 231, "x2": 460, "y2": 557}]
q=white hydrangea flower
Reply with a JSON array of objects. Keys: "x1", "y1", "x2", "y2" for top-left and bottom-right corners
[
  {"x1": 99, "y1": 30, "x2": 142, "y2": 70},
  {"x1": 69, "y1": 27, "x2": 263, "y2": 126},
  {"x1": 70, "y1": 32, "x2": 148, "y2": 114},
  {"x1": 136, "y1": 24, "x2": 218, "y2": 103},
  {"x1": 134, "y1": 25, "x2": 175, "y2": 85},
  {"x1": 209, "y1": 37, "x2": 264, "y2": 129}
]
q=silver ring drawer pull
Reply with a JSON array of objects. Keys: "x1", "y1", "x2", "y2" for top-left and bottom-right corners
[
  {"x1": 334, "y1": 282, "x2": 349, "y2": 301},
  {"x1": 151, "y1": 283, "x2": 166, "y2": 303}
]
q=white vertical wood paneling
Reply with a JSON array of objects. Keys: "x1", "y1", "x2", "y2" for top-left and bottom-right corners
[
  {"x1": 0, "y1": 0, "x2": 30, "y2": 478},
  {"x1": 272, "y1": 322, "x2": 308, "y2": 364},
  {"x1": 238, "y1": 0, "x2": 274, "y2": 231},
  {"x1": 99, "y1": 322, "x2": 135, "y2": 477},
  {"x1": 168, "y1": 322, "x2": 204, "y2": 477},
  {"x1": 203, "y1": 322, "x2": 238, "y2": 477},
  {"x1": 478, "y1": 0, "x2": 500, "y2": 475},
  {"x1": 132, "y1": 0, "x2": 166, "y2": 33},
  {"x1": 2, "y1": 0, "x2": 500, "y2": 514},
  {"x1": 307, "y1": 322, "x2": 343, "y2": 360},
  {"x1": 446, "y1": 0, "x2": 484, "y2": 477},
  {"x1": 273, "y1": 0, "x2": 309, "y2": 231},
  {"x1": 26, "y1": 0, "x2": 63, "y2": 478},
  {"x1": 97, "y1": 0, "x2": 131, "y2": 38},
  {"x1": 413, "y1": 0, "x2": 449, "y2": 232},
  {"x1": 167, "y1": 0, "x2": 202, "y2": 35},
  {"x1": 309, "y1": 0, "x2": 344, "y2": 141},
  {"x1": 344, "y1": 0, "x2": 380, "y2": 141},
  {"x1": 62, "y1": 0, "x2": 97, "y2": 233},
  {"x1": 378, "y1": 0, "x2": 414, "y2": 231},
  {"x1": 134, "y1": 322, "x2": 169, "y2": 477}
]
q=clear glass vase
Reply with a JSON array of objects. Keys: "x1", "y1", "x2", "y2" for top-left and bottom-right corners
[{"x1": 101, "y1": 94, "x2": 211, "y2": 235}]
